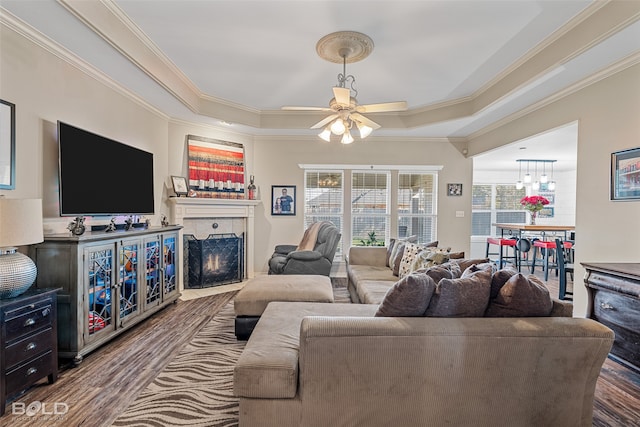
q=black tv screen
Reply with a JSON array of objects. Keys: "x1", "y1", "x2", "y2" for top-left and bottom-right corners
[{"x1": 58, "y1": 121, "x2": 155, "y2": 216}]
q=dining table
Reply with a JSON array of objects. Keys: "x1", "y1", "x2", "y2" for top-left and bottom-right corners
[{"x1": 493, "y1": 223, "x2": 575, "y2": 240}]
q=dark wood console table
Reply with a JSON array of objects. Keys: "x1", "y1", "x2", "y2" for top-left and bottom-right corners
[{"x1": 583, "y1": 263, "x2": 640, "y2": 373}]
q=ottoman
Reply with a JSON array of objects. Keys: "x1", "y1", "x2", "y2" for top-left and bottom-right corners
[{"x1": 234, "y1": 275, "x2": 334, "y2": 339}]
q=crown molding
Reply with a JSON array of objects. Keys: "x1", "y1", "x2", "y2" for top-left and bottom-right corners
[{"x1": 0, "y1": 7, "x2": 169, "y2": 121}]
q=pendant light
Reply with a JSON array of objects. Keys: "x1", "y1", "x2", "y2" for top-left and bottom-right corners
[
  {"x1": 532, "y1": 162, "x2": 540, "y2": 190},
  {"x1": 524, "y1": 161, "x2": 532, "y2": 183},
  {"x1": 515, "y1": 161, "x2": 524, "y2": 189},
  {"x1": 540, "y1": 162, "x2": 548, "y2": 183}
]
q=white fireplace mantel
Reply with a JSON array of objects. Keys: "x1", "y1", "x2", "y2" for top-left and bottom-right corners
[{"x1": 168, "y1": 197, "x2": 261, "y2": 282}]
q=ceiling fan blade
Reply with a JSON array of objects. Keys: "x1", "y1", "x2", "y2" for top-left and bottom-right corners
[
  {"x1": 282, "y1": 106, "x2": 333, "y2": 111},
  {"x1": 310, "y1": 113, "x2": 340, "y2": 129},
  {"x1": 350, "y1": 113, "x2": 381, "y2": 130},
  {"x1": 358, "y1": 101, "x2": 408, "y2": 113},
  {"x1": 333, "y1": 87, "x2": 351, "y2": 106}
]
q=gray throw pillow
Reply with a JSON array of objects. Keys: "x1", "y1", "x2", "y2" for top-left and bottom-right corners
[
  {"x1": 385, "y1": 238, "x2": 396, "y2": 267},
  {"x1": 490, "y1": 267, "x2": 519, "y2": 299},
  {"x1": 485, "y1": 274, "x2": 553, "y2": 317},
  {"x1": 424, "y1": 269, "x2": 491, "y2": 317},
  {"x1": 413, "y1": 265, "x2": 455, "y2": 284},
  {"x1": 375, "y1": 273, "x2": 437, "y2": 317}
]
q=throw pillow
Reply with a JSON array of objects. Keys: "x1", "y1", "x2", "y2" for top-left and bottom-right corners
[
  {"x1": 391, "y1": 241, "x2": 408, "y2": 276},
  {"x1": 398, "y1": 242, "x2": 427, "y2": 278},
  {"x1": 409, "y1": 247, "x2": 450, "y2": 272},
  {"x1": 388, "y1": 235, "x2": 417, "y2": 270},
  {"x1": 490, "y1": 267, "x2": 519, "y2": 299},
  {"x1": 485, "y1": 274, "x2": 553, "y2": 317},
  {"x1": 413, "y1": 265, "x2": 455, "y2": 284},
  {"x1": 451, "y1": 258, "x2": 491, "y2": 272},
  {"x1": 438, "y1": 261, "x2": 462, "y2": 278},
  {"x1": 424, "y1": 269, "x2": 492, "y2": 317},
  {"x1": 461, "y1": 262, "x2": 495, "y2": 278},
  {"x1": 375, "y1": 273, "x2": 437, "y2": 317},
  {"x1": 385, "y1": 238, "x2": 396, "y2": 267}
]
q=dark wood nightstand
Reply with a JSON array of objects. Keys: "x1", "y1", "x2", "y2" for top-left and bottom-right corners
[{"x1": 1, "y1": 288, "x2": 59, "y2": 416}]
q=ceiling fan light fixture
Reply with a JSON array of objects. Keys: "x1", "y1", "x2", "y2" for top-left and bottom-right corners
[
  {"x1": 319, "y1": 127, "x2": 332, "y2": 142},
  {"x1": 341, "y1": 131, "x2": 354, "y2": 144},
  {"x1": 330, "y1": 119, "x2": 346, "y2": 135},
  {"x1": 357, "y1": 122, "x2": 373, "y2": 139}
]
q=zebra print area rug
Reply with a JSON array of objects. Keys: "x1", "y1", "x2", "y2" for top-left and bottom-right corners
[
  {"x1": 112, "y1": 300, "x2": 244, "y2": 427},
  {"x1": 112, "y1": 286, "x2": 351, "y2": 427}
]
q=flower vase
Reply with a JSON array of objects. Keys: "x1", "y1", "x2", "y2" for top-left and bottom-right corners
[{"x1": 529, "y1": 211, "x2": 537, "y2": 225}]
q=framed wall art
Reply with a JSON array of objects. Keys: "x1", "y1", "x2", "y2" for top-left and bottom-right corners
[
  {"x1": 0, "y1": 99, "x2": 16, "y2": 190},
  {"x1": 611, "y1": 147, "x2": 640, "y2": 201},
  {"x1": 187, "y1": 135, "x2": 245, "y2": 199},
  {"x1": 447, "y1": 183, "x2": 462, "y2": 196},
  {"x1": 271, "y1": 185, "x2": 296, "y2": 215}
]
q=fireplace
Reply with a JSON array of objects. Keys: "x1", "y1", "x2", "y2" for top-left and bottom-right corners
[
  {"x1": 184, "y1": 233, "x2": 244, "y2": 288},
  {"x1": 168, "y1": 197, "x2": 259, "y2": 290}
]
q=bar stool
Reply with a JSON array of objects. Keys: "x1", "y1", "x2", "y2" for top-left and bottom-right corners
[
  {"x1": 486, "y1": 237, "x2": 519, "y2": 269},
  {"x1": 531, "y1": 240, "x2": 573, "y2": 280}
]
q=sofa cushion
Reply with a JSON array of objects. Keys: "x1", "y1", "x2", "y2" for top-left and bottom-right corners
[
  {"x1": 348, "y1": 264, "x2": 397, "y2": 284},
  {"x1": 375, "y1": 274, "x2": 437, "y2": 317},
  {"x1": 485, "y1": 274, "x2": 553, "y2": 317},
  {"x1": 357, "y1": 280, "x2": 396, "y2": 305},
  {"x1": 461, "y1": 262, "x2": 495, "y2": 278},
  {"x1": 385, "y1": 238, "x2": 396, "y2": 267},
  {"x1": 391, "y1": 242, "x2": 407, "y2": 276},
  {"x1": 424, "y1": 269, "x2": 491, "y2": 317},
  {"x1": 234, "y1": 302, "x2": 378, "y2": 399}
]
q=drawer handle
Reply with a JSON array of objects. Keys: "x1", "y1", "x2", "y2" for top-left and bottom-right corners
[
  {"x1": 24, "y1": 318, "x2": 36, "y2": 327},
  {"x1": 26, "y1": 367, "x2": 38, "y2": 376},
  {"x1": 26, "y1": 342, "x2": 37, "y2": 351},
  {"x1": 42, "y1": 307, "x2": 51, "y2": 317},
  {"x1": 600, "y1": 302, "x2": 614, "y2": 310}
]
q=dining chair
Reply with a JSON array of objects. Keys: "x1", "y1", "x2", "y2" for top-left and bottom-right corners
[{"x1": 555, "y1": 238, "x2": 574, "y2": 300}]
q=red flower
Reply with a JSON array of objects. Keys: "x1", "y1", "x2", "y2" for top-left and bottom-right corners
[{"x1": 520, "y1": 195, "x2": 550, "y2": 212}]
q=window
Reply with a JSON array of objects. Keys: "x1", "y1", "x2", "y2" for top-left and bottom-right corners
[
  {"x1": 398, "y1": 173, "x2": 437, "y2": 242},
  {"x1": 304, "y1": 171, "x2": 344, "y2": 253},
  {"x1": 472, "y1": 184, "x2": 526, "y2": 236},
  {"x1": 303, "y1": 166, "x2": 441, "y2": 251},
  {"x1": 351, "y1": 172, "x2": 389, "y2": 246}
]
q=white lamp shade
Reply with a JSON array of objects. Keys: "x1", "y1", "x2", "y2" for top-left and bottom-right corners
[
  {"x1": 515, "y1": 180, "x2": 524, "y2": 190},
  {"x1": 357, "y1": 123, "x2": 373, "y2": 139},
  {"x1": 318, "y1": 127, "x2": 332, "y2": 142},
  {"x1": 330, "y1": 119, "x2": 346, "y2": 135},
  {"x1": 0, "y1": 198, "x2": 44, "y2": 248},
  {"x1": 532, "y1": 181, "x2": 540, "y2": 191},
  {"x1": 341, "y1": 131, "x2": 354, "y2": 144},
  {"x1": 524, "y1": 173, "x2": 532, "y2": 183}
]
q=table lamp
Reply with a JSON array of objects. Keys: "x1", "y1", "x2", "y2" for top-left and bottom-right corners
[{"x1": 0, "y1": 198, "x2": 44, "y2": 299}]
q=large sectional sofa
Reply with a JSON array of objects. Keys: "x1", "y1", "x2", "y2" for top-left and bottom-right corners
[{"x1": 234, "y1": 246, "x2": 614, "y2": 427}]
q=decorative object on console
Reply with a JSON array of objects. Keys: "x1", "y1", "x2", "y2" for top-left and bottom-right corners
[
  {"x1": 105, "y1": 217, "x2": 117, "y2": 232},
  {"x1": 161, "y1": 214, "x2": 169, "y2": 227},
  {"x1": 67, "y1": 216, "x2": 86, "y2": 235},
  {"x1": 171, "y1": 175, "x2": 188, "y2": 197},
  {"x1": 611, "y1": 147, "x2": 640, "y2": 201},
  {"x1": 247, "y1": 175, "x2": 257, "y2": 200},
  {"x1": 187, "y1": 135, "x2": 245, "y2": 199},
  {"x1": 0, "y1": 99, "x2": 15, "y2": 190},
  {"x1": 0, "y1": 198, "x2": 44, "y2": 299},
  {"x1": 271, "y1": 185, "x2": 296, "y2": 215},
  {"x1": 282, "y1": 31, "x2": 408, "y2": 144},
  {"x1": 520, "y1": 195, "x2": 550, "y2": 225}
]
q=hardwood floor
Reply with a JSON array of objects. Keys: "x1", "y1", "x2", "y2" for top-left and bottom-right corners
[{"x1": 1, "y1": 270, "x2": 638, "y2": 427}]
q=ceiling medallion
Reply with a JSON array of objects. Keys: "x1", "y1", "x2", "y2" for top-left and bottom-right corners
[{"x1": 316, "y1": 31, "x2": 374, "y2": 64}]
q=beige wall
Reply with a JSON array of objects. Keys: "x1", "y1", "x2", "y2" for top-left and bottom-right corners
[
  {"x1": 469, "y1": 63, "x2": 640, "y2": 316},
  {"x1": 2, "y1": 23, "x2": 639, "y2": 317}
]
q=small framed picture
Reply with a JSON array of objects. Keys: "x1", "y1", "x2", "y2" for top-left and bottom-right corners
[
  {"x1": 447, "y1": 183, "x2": 463, "y2": 196},
  {"x1": 611, "y1": 147, "x2": 640, "y2": 201},
  {"x1": 171, "y1": 176, "x2": 189, "y2": 196},
  {"x1": 272, "y1": 185, "x2": 296, "y2": 215}
]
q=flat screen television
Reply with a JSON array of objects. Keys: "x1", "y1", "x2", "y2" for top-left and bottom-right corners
[{"x1": 58, "y1": 121, "x2": 155, "y2": 216}]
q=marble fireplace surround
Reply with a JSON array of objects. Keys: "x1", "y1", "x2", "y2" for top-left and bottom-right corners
[{"x1": 168, "y1": 198, "x2": 260, "y2": 289}]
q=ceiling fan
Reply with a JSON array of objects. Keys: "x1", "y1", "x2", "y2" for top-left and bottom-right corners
[{"x1": 282, "y1": 31, "x2": 408, "y2": 144}]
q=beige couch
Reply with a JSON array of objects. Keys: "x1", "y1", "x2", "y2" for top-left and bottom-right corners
[{"x1": 233, "y1": 247, "x2": 614, "y2": 427}]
